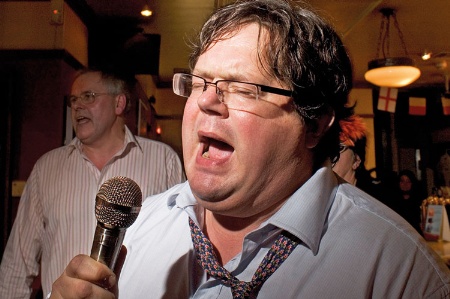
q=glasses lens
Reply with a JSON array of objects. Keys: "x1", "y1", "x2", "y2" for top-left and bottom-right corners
[
  {"x1": 339, "y1": 144, "x2": 348, "y2": 153},
  {"x1": 67, "y1": 92, "x2": 97, "y2": 107},
  {"x1": 67, "y1": 96, "x2": 77, "y2": 107},
  {"x1": 81, "y1": 92, "x2": 95, "y2": 104},
  {"x1": 222, "y1": 81, "x2": 258, "y2": 102},
  {"x1": 173, "y1": 74, "x2": 193, "y2": 97}
]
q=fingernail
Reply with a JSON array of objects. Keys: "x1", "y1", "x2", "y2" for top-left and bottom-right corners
[
  {"x1": 108, "y1": 274, "x2": 116, "y2": 287},
  {"x1": 102, "y1": 274, "x2": 116, "y2": 289}
]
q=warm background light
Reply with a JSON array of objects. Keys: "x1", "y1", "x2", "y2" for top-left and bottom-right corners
[
  {"x1": 421, "y1": 51, "x2": 432, "y2": 61},
  {"x1": 141, "y1": 5, "x2": 152, "y2": 17},
  {"x1": 365, "y1": 65, "x2": 421, "y2": 88},
  {"x1": 365, "y1": 8, "x2": 421, "y2": 88}
]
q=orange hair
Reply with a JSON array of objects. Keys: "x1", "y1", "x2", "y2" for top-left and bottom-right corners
[{"x1": 339, "y1": 115, "x2": 367, "y2": 147}]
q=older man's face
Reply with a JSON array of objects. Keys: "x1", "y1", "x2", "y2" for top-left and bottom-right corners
[{"x1": 70, "y1": 72, "x2": 122, "y2": 146}]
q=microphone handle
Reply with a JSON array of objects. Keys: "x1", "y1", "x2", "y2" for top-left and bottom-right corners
[{"x1": 90, "y1": 223, "x2": 126, "y2": 270}]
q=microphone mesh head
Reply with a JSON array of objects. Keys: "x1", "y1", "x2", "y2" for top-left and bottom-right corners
[{"x1": 95, "y1": 176, "x2": 142, "y2": 228}]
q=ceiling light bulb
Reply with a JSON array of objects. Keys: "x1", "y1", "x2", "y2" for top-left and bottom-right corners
[
  {"x1": 421, "y1": 51, "x2": 432, "y2": 61},
  {"x1": 141, "y1": 5, "x2": 152, "y2": 17}
]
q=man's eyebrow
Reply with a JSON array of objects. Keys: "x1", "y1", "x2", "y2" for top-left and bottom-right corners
[{"x1": 194, "y1": 69, "x2": 252, "y2": 83}]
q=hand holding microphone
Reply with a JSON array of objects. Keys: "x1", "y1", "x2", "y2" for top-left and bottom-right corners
[
  {"x1": 51, "y1": 176, "x2": 142, "y2": 298},
  {"x1": 90, "y1": 176, "x2": 142, "y2": 270}
]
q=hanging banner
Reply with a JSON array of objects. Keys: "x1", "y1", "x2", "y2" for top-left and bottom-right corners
[
  {"x1": 377, "y1": 87, "x2": 398, "y2": 113},
  {"x1": 442, "y1": 97, "x2": 450, "y2": 116},
  {"x1": 409, "y1": 97, "x2": 426, "y2": 115}
]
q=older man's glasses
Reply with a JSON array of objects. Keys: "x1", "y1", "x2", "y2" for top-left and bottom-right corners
[
  {"x1": 172, "y1": 73, "x2": 293, "y2": 106},
  {"x1": 67, "y1": 92, "x2": 112, "y2": 108}
]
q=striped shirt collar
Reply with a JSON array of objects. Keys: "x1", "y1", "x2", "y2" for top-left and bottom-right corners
[{"x1": 66, "y1": 125, "x2": 143, "y2": 156}]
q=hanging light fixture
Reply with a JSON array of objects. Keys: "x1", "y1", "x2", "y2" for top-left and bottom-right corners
[
  {"x1": 364, "y1": 8, "x2": 421, "y2": 88},
  {"x1": 141, "y1": 2, "x2": 153, "y2": 17},
  {"x1": 421, "y1": 50, "x2": 432, "y2": 61}
]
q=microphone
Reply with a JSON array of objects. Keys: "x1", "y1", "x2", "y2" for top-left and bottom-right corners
[{"x1": 90, "y1": 176, "x2": 142, "y2": 269}]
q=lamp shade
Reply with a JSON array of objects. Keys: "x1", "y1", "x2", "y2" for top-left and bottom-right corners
[{"x1": 364, "y1": 57, "x2": 421, "y2": 88}]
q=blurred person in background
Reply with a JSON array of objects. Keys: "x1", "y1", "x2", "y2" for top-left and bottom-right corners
[
  {"x1": 332, "y1": 114, "x2": 366, "y2": 185},
  {"x1": 389, "y1": 169, "x2": 425, "y2": 235},
  {"x1": 333, "y1": 114, "x2": 384, "y2": 201}
]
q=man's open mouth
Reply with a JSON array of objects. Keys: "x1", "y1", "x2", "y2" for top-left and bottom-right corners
[{"x1": 201, "y1": 137, "x2": 234, "y2": 159}]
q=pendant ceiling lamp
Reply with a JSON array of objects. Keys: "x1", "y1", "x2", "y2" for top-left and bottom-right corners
[
  {"x1": 141, "y1": 1, "x2": 153, "y2": 17},
  {"x1": 364, "y1": 8, "x2": 421, "y2": 88}
]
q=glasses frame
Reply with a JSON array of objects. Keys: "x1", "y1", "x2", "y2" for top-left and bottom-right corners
[
  {"x1": 339, "y1": 144, "x2": 349, "y2": 154},
  {"x1": 67, "y1": 92, "x2": 112, "y2": 108},
  {"x1": 173, "y1": 73, "x2": 293, "y2": 102},
  {"x1": 332, "y1": 144, "x2": 355, "y2": 167}
]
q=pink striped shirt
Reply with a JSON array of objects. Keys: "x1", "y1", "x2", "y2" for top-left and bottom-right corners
[{"x1": 0, "y1": 126, "x2": 185, "y2": 298}]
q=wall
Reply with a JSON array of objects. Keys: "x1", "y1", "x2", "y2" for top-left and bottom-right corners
[
  {"x1": 0, "y1": 1, "x2": 88, "y2": 257},
  {"x1": 136, "y1": 74, "x2": 185, "y2": 159},
  {"x1": 0, "y1": 1, "x2": 88, "y2": 66}
]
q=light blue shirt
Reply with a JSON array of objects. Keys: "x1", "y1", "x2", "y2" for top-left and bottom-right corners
[{"x1": 119, "y1": 166, "x2": 450, "y2": 298}]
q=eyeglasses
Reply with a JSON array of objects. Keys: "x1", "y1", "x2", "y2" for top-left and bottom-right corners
[
  {"x1": 339, "y1": 144, "x2": 349, "y2": 153},
  {"x1": 332, "y1": 144, "x2": 355, "y2": 167},
  {"x1": 172, "y1": 73, "x2": 293, "y2": 106},
  {"x1": 67, "y1": 92, "x2": 112, "y2": 108}
]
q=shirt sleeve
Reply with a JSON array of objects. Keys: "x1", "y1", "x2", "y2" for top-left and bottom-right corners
[{"x1": 0, "y1": 165, "x2": 44, "y2": 298}]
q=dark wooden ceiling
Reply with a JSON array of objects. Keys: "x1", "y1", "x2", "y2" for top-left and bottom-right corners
[{"x1": 70, "y1": 0, "x2": 450, "y2": 90}]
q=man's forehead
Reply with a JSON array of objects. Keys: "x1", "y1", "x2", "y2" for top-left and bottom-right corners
[{"x1": 72, "y1": 73, "x2": 104, "y2": 90}]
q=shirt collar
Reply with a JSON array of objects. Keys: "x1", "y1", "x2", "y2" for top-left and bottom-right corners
[
  {"x1": 169, "y1": 181, "x2": 196, "y2": 209},
  {"x1": 65, "y1": 125, "x2": 142, "y2": 156},
  {"x1": 167, "y1": 182, "x2": 202, "y2": 223},
  {"x1": 170, "y1": 165, "x2": 339, "y2": 255},
  {"x1": 269, "y1": 165, "x2": 338, "y2": 255},
  {"x1": 123, "y1": 125, "x2": 143, "y2": 152}
]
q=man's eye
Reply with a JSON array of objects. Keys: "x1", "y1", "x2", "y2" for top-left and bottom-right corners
[
  {"x1": 191, "y1": 83, "x2": 204, "y2": 91},
  {"x1": 81, "y1": 93, "x2": 94, "y2": 100},
  {"x1": 228, "y1": 85, "x2": 257, "y2": 98}
]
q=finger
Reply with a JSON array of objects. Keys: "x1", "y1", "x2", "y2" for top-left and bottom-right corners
[
  {"x1": 51, "y1": 254, "x2": 117, "y2": 299},
  {"x1": 66, "y1": 254, "x2": 116, "y2": 288},
  {"x1": 51, "y1": 275, "x2": 116, "y2": 299}
]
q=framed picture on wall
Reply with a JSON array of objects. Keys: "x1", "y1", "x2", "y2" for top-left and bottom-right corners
[{"x1": 138, "y1": 98, "x2": 157, "y2": 138}]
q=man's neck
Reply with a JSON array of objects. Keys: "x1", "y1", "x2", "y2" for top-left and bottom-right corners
[
  {"x1": 203, "y1": 206, "x2": 280, "y2": 265},
  {"x1": 81, "y1": 126, "x2": 126, "y2": 170}
]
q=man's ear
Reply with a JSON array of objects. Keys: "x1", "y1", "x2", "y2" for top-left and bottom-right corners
[
  {"x1": 305, "y1": 110, "x2": 335, "y2": 149},
  {"x1": 115, "y1": 94, "x2": 127, "y2": 115},
  {"x1": 352, "y1": 154, "x2": 362, "y2": 170}
]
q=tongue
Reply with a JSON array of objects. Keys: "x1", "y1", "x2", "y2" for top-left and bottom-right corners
[{"x1": 206, "y1": 139, "x2": 233, "y2": 160}]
